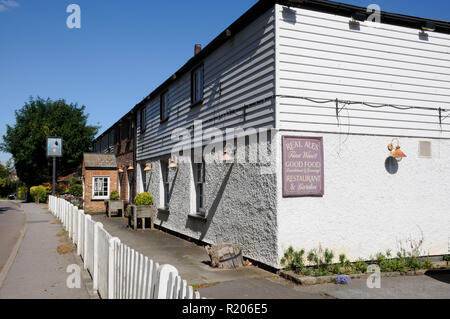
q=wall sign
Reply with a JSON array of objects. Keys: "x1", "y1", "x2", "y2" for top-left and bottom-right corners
[
  {"x1": 282, "y1": 136, "x2": 324, "y2": 197},
  {"x1": 47, "y1": 137, "x2": 63, "y2": 157}
]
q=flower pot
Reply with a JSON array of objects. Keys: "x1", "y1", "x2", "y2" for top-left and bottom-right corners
[
  {"x1": 128, "y1": 205, "x2": 155, "y2": 230},
  {"x1": 105, "y1": 199, "x2": 124, "y2": 218}
]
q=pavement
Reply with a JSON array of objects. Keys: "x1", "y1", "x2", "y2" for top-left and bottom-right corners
[
  {"x1": 0, "y1": 201, "x2": 92, "y2": 299},
  {"x1": 92, "y1": 213, "x2": 450, "y2": 299}
]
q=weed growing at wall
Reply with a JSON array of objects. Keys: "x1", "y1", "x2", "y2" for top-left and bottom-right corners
[{"x1": 281, "y1": 245, "x2": 434, "y2": 277}]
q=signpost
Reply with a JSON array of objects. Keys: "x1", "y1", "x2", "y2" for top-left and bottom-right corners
[
  {"x1": 47, "y1": 137, "x2": 63, "y2": 196},
  {"x1": 282, "y1": 136, "x2": 324, "y2": 197}
]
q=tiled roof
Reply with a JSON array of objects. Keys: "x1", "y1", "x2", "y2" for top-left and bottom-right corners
[{"x1": 83, "y1": 153, "x2": 117, "y2": 169}]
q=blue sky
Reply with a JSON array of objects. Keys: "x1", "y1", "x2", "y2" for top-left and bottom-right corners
[{"x1": 1, "y1": 0, "x2": 449, "y2": 164}]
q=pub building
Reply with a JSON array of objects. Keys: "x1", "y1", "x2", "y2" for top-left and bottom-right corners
[{"x1": 95, "y1": 0, "x2": 450, "y2": 269}]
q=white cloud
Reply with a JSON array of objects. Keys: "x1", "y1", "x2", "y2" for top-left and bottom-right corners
[
  {"x1": 1, "y1": 0, "x2": 20, "y2": 8},
  {"x1": 0, "y1": 0, "x2": 19, "y2": 12}
]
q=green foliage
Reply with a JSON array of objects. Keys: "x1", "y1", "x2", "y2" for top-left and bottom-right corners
[
  {"x1": 0, "y1": 97, "x2": 99, "y2": 189},
  {"x1": 422, "y1": 259, "x2": 433, "y2": 269},
  {"x1": 17, "y1": 185, "x2": 28, "y2": 200},
  {"x1": 135, "y1": 192, "x2": 153, "y2": 206},
  {"x1": 443, "y1": 255, "x2": 450, "y2": 262},
  {"x1": 281, "y1": 247, "x2": 306, "y2": 274},
  {"x1": 281, "y1": 242, "x2": 434, "y2": 277},
  {"x1": 69, "y1": 184, "x2": 82, "y2": 197},
  {"x1": 110, "y1": 191, "x2": 120, "y2": 201},
  {"x1": 0, "y1": 160, "x2": 18, "y2": 198},
  {"x1": 69, "y1": 177, "x2": 81, "y2": 186},
  {"x1": 374, "y1": 251, "x2": 433, "y2": 273},
  {"x1": 30, "y1": 185, "x2": 48, "y2": 202}
]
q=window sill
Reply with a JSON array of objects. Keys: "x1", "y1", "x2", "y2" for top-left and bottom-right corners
[
  {"x1": 188, "y1": 213, "x2": 207, "y2": 222},
  {"x1": 190, "y1": 99, "x2": 203, "y2": 109}
]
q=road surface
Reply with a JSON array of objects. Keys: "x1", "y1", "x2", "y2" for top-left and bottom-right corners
[{"x1": 0, "y1": 200, "x2": 25, "y2": 277}]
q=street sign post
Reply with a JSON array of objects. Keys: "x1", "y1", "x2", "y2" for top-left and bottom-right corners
[{"x1": 47, "y1": 137, "x2": 63, "y2": 196}]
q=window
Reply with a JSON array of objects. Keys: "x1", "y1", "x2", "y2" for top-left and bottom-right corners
[
  {"x1": 140, "y1": 107, "x2": 146, "y2": 133},
  {"x1": 93, "y1": 176, "x2": 110, "y2": 200},
  {"x1": 191, "y1": 65, "x2": 204, "y2": 105},
  {"x1": 160, "y1": 91, "x2": 169, "y2": 122},
  {"x1": 161, "y1": 159, "x2": 169, "y2": 209},
  {"x1": 128, "y1": 118, "x2": 133, "y2": 139},
  {"x1": 194, "y1": 159, "x2": 205, "y2": 215}
]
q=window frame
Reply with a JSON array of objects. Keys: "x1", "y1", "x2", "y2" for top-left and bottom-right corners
[
  {"x1": 161, "y1": 159, "x2": 170, "y2": 209},
  {"x1": 140, "y1": 107, "x2": 146, "y2": 133},
  {"x1": 194, "y1": 159, "x2": 206, "y2": 215},
  {"x1": 92, "y1": 176, "x2": 110, "y2": 200},
  {"x1": 160, "y1": 90, "x2": 169, "y2": 123},
  {"x1": 190, "y1": 64, "x2": 204, "y2": 107}
]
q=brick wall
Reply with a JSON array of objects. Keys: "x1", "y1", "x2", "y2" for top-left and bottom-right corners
[{"x1": 82, "y1": 168, "x2": 119, "y2": 213}]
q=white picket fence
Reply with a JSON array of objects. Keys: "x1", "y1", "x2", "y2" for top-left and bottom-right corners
[{"x1": 49, "y1": 195, "x2": 202, "y2": 299}]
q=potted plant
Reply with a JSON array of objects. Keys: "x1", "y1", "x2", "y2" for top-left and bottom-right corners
[
  {"x1": 129, "y1": 192, "x2": 154, "y2": 230},
  {"x1": 105, "y1": 190, "x2": 124, "y2": 217}
]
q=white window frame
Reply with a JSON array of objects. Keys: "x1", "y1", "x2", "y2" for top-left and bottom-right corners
[
  {"x1": 159, "y1": 159, "x2": 169, "y2": 209},
  {"x1": 194, "y1": 159, "x2": 206, "y2": 215},
  {"x1": 92, "y1": 176, "x2": 110, "y2": 200}
]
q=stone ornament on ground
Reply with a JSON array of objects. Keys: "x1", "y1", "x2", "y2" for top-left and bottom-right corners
[{"x1": 205, "y1": 244, "x2": 244, "y2": 269}]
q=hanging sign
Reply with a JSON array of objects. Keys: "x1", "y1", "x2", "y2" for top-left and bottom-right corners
[
  {"x1": 47, "y1": 137, "x2": 63, "y2": 157},
  {"x1": 282, "y1": 136, "x2": 324, "y2": 197}
]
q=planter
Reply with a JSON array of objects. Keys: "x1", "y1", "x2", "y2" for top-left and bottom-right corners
[
  {"x1": 105, "y1": 199, "x2": 124, "y2": 218},
  {"x1": 128, "y1": 205, "x2": 155, "y2": 230}
]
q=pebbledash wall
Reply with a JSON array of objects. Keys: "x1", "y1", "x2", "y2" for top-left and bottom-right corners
[{"x1": 133, "y1": 1, "x2": 450, "y2": 268}]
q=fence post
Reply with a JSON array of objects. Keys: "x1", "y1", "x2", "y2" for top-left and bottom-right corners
[
  {"x1": 154, "y1": 264, "x2": 179, "y2": 299},
  {"x1": 68, "y1": 204, "x2": 73, "y2": 239},
  {"x1": 93, "y1": 222, "x2": 103, "y2": 292},
  {"x1": 72, "y1": 206, "x2": 78, "y2": 243},
  {"x1": 83, "y1": 214, "x2": 91, "y2": 270},
  {"x1": 108, "y1": 237, "x2": 120, "y2": 299},
  {"x1": 77, "y1": 210, "x2": 84, "y2": 256}
]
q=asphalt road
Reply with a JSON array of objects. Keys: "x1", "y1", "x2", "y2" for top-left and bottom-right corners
[{"x1": 0, "y1": 200, "x2": 25, "y2": 275}]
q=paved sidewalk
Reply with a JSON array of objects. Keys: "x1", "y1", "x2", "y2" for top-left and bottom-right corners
[{"x1": 0, "y1": 202, "x2": 91, "y2": 299}]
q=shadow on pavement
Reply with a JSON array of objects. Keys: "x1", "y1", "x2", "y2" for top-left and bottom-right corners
[{"x1": 425, "y1": 269, "x2": 450, "y2": 284}]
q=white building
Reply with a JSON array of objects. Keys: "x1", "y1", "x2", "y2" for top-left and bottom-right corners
[{"x1": 133, "y1": 0, "x2": 450, "y2": 269}]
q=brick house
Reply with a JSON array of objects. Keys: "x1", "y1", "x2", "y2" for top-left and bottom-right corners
[
  {"x1": 93, "y1": 111, "x2": 136, "y2": 204},
  {"x1": 82, "y1": 153, "x2": 119, "y2": 213}
]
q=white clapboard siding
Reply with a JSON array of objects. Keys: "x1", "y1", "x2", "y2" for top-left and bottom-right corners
[
  {"x1": 137, "y1": 8, "x2": 276, "y2": 161},
  {"x1": 275, "y1": 4, "x2": 450, "y2": 138}
]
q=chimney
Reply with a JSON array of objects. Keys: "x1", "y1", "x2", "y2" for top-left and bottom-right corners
[{"x1": 194, "y1": 44, "x2": 202, "y2": 56}]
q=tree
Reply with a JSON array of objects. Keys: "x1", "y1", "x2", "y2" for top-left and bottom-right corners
[
  {"x1": 0, "y1": 159, "x2": 18, "y2": 197},
  {"x1": 1, "y1": 97, "x2": 99, "y2": 189}
]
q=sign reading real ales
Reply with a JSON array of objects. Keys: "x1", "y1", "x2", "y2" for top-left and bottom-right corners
[{"x1": 282, "y1": 136, "x2": 324, "y2": 197}]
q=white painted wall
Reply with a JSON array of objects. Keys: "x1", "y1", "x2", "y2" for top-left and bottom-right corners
[
  {"x1": 276, "y1": 130, "x2": 450, "y2": 265},
  {"x1": 274, "y1": 4, "x2": 450, "y2": 266}
]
